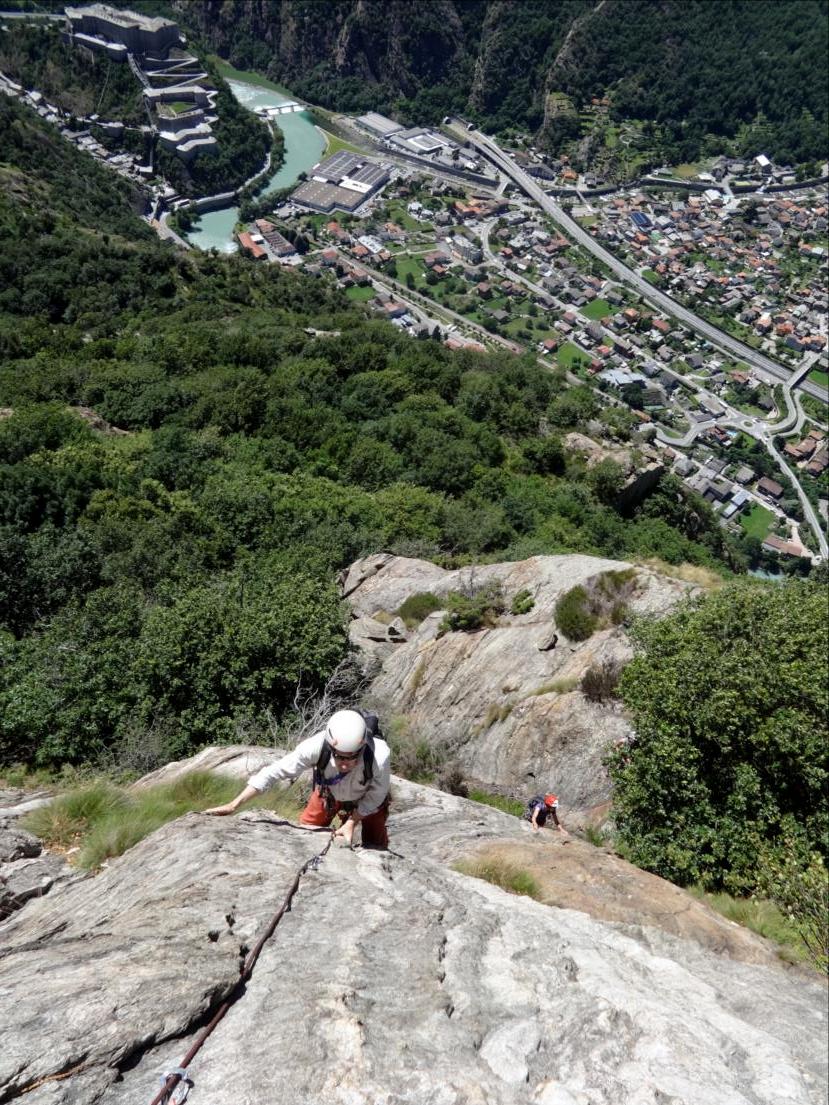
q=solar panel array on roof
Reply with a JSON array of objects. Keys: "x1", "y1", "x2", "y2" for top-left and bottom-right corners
[
  {"x1": 313, "y1": 151, "x2": 364, "y2": 182},
  {"x1": 630, "y1": 211, "x2": 652, "y2": 228},
  {"x1": 347, "y1": 163, "x2": 389, "y2": 188}
]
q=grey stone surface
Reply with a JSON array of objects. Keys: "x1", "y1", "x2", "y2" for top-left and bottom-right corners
[
  {"x1": 343, "y1": 555, "x2": 693, "y2": 810},
  {"x1": 1, "y1": 778, "x2": 825, "y2": 1105},
  {"x1": 1, "y1": 809, "x2": 78, "y2": 921},
  {"x1": 0, "y1": 823, "x2": 43, "y2": 863}
]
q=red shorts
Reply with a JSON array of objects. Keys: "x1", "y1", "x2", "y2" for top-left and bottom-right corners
[{"x1": 300, "y1": 788, "x2": 390, "y2": 848}]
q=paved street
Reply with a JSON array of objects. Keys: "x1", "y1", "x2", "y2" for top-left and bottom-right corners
[{"x1": 450, "y1": 123, "x2": 829, "y2": 406}]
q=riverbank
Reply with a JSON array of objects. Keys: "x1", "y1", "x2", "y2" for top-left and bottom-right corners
[{"x1": 185, "y1": 68, "x2": 326, "y2": 253}]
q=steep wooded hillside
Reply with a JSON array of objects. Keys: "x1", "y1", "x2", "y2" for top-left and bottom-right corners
[{"x1": 176, "y1": 0, "x2": 829, "y2": 163}]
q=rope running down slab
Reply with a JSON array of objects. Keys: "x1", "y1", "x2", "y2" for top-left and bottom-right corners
[{"x1": 148, "y1": 829, "x2": 335, "y2": 1105}]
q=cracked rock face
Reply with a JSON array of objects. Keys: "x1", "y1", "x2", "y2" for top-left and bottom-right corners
[
  {"x1": 1, "y1": 780, "x2": 825, "y2": 1105},
  {"x1": 1, "y1": 809, "x2": 78, "y2": 922},
  {"x1": 343, "y1": 555, "x2": 693, "y2": 812}
]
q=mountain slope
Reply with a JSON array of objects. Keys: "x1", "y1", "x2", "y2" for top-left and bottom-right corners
[{"x1": 176, "y1": 0, "x2": 829, "y2": 162}]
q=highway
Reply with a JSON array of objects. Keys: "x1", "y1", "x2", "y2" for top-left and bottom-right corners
[{"x1": 449, "y1": 122, "x2": 829, "y2": 406}]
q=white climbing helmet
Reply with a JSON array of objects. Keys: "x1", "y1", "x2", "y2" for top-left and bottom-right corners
[{"x1": 326, "y1": 710, "x2": 367, "y2": 754}]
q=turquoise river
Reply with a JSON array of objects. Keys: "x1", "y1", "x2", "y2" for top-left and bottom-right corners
[{"x1": 187, "y1": 79, "x2": 326, "y2": 253}]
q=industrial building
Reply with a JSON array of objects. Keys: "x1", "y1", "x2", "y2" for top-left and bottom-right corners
[
  {"x1": 389, "y1": 126, "x2": 451, "y2": 156},
  {"x1": 291, "y1": 151, "x2": 390, "y2": 213},
  {"x1": 356, "y1": 112, "x2": 404, "y2": 139}
]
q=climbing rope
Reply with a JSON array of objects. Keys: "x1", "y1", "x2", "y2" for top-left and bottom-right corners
[{"x1": 148, "y1": 828, "x2": 335, "y2": 1105}]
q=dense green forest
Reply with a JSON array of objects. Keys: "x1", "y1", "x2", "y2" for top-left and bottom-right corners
[
  {"x1": 0, "y1": 22, "x2": 272, "y2": 197},
  {"x1": 0, "y1": 21, "x2": 146, "y2": 124},
  {"x1": 0, "y1": 91, "x2": 769, "y2": 773},
  {"x1": 176, "y1": 0, "x2": 829, "y2": 165}
]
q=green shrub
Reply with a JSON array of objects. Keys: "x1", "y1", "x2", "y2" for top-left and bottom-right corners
[
  {"x1": 397, "y1": 591, "x2": 443, "y2": 628},
  {"x1": 555, "y1": 569, "x2": 638, "y2": 641},
  {"x1": 384, "y1": 717, "x2": 447, "y2": 783},
  {"x1": 610, "y1": 581, "x2": 828, "y2": 895},
  {"x1": 454, "y1": 855, "x2": 542, "y2": 899},
  {"x1": 437, "y1": 582, "x2": 505, "y2": 636},
  {"x1": 583, "y1": 825, "x2": 608, "y2": 847},
  {"x1": 757, "y1": 847, "x2": 828, "y2": 973},
  {"x1": 688, "y1": 884, "x2": 817, "y2": 968},
  {"x1": 554, "y1": 585, "x2": 598, "y2": 641},
  {"x1": 435, "y1": 764, "x2": 468, "y2": 797},
  {"x1": 510, "y1": 588, "x2": 535, "y2": 616},
  {"x1": 580, "y1": 658, "x2": 624, "y2": 703}
]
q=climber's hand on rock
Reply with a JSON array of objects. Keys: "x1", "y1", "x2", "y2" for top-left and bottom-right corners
[{"x1": 333, "y1": 819, "x2": 356, "y2": 846}]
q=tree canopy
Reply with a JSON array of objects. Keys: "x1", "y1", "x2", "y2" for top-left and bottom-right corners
[{"x1": 610, "y1": 582, "x2": 828, "y2": 893}]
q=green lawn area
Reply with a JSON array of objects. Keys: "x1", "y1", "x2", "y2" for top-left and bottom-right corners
[
  {"x1": 808, "y1": 369, "x2": 829, "y2": 389},
  {"x1": 319, "y1": 128, "x2": 362, "y2": 156},
  {"x1": 386, "y1": 203, "x2": 430, "y2": 233},
  {"x1": 581, "y1": 297, "x2": 613, "y2": 320},
  {"x1": 395, "y1": 256, "x2": 427, "y2": 283},
  {"x1": 740, "y1": 503, "x2": 776, "y2": 540},
  {"x1": 557, "y1": 341, "x2": 588, "y2": 368},
  {"x1": 346, "y1": 284, "x2": 375, "y2": 302},
  {"x1": 164, "y1": 101, "x2": 195, "y2": 115},
  {"x1": 210, "y1": 57, "x2": 293, "y2": 95},
  {"x1": 642, "y1": 269, "x2": 662, "y2": 285},
  {"x1": 671, "y1": 162, "x2": 704, "y2": 179}
]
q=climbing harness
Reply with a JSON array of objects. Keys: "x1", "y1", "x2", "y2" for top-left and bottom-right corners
[{"x1": 148, "y1": 828, "x2": 335, "y2": 1105}]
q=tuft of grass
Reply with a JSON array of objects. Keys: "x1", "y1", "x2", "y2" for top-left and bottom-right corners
[
  {"x1": 583, "y1": 824, "x2": 608, "y2": 847},
  {"x1": 580, "y1": 658, "x2": 624, "y2": 703},
  {"x1": 408, "y1": 658, "x2": 428, "y2": 694},
  {"x1": 510, "y1": 588, "x2": 535, "y2": 616},
  {"x1": 22, "y1": 781, "x2": 128, "y2": 853},
  {"x1": 467, "y1": 790, "x2": 525, "y2": 817},
  {"x1": 529, "y1": 677, "x2": 579, "y2": 696},
  {"x1": 481, "y1": 701, "x2": 514, "y2": 729},
  {"x1": 555, "y1": 569, "x2": 640, "y2": 641},
  {"x1": 21, "y1": 772, "x2": 304, "y2": 870},
  {"x1": 635, "y1": 557, "x2": 726, "y2": 592},
  {"x1": 0, "y1": 764, "x2": 64, "y2": 790},
  {"x1": 437, "y1": 582, "x2": 505, "y2": 636},
  {"x1": 454, "y1": 855, "x2": 542, "y2": 900},
  {"x1": 687, "y1": 885, "x2": 814, "y2": 965},
  {"x1": 554, "y1": 585, "x2": 597, "y2": 641}
]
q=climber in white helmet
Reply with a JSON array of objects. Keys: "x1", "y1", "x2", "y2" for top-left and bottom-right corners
[{"x1": 205, "y1": 709, "x2": 392, "y2": 848}]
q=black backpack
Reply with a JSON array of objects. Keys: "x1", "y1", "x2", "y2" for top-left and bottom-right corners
[
  {"x1": 522, "y1": 795, "x2": 546, "y2": 821},
  {"x1": 314, "y1": 710, "x2": 382, "y2": 790}
]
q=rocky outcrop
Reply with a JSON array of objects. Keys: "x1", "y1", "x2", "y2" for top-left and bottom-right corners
[
  {"x1": 343, "y1": 554, "x2": 693, "y2": 813},
  {"x1": 0, "y1": 804, "x2": 79, "y2": 922},
  {"x1": 183, "y1": 0, "x2": 467, "y2": 96},
  {"x1": 1, "y1": 774, "x2": 825, "y2": 1105}
]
